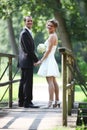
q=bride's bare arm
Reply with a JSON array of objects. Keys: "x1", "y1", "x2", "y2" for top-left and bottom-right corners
[
  {"x1": 34, "y1": 34, "x2": 57, "y2": 66},
  {"x1": 40, "y1": 34, "x2": 56, "y2": 62}
]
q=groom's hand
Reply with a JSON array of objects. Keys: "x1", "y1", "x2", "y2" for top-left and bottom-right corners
[{"x1": 34, "y1": 60, "x2": 41, "y2": 66}]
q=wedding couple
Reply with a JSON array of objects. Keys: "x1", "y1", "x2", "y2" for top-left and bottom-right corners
[{"x1": 18, "y1": 15, "x2": 60, "y2": 108}]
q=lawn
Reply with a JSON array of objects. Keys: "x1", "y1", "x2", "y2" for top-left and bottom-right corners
[
  {"x1": 53, "y1": 126, "x2": 75, "y2": 130},
  {"x1": 52, "y1": 126, "x2": 87, "y2": 130},
  {"x1": 0, "y1": 74, "x2": 87, "y2": 130},
  {"x1": 0, "y1": 74, "x2": 87, "y2": 103}
]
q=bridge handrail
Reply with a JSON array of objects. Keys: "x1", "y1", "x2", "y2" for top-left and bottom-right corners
[
  {"x1": 0, "y1": 53, "x2": 16, "y2": 58},
  {"x1": 0, "y1": 53, "x2": 19, "y2": 108},
  {"x1": 59, "y1": 47, "x2": 75, "y2": 126},
  {"x1": 0, "y1": 79, "x2": 20, "y2": 87}
]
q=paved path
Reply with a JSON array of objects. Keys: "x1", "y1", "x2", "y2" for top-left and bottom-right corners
[{"x1": 0, "y1": 81, "x2": 77, "y2": 130}]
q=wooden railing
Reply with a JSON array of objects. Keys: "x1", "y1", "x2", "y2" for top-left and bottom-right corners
[
  {"x1": 0, "y1": 53, "x2": 20, "y2": 108},
  {"x1": 59, "y1": 47, "x2": 75, "y2": 126}
]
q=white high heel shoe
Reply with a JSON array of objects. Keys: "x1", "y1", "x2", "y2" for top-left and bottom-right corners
[
  {"x1": 40, "y1": 101, "x2": 54, "y2": 109},
  {"x1": 53, "y1": 100, "x2": 61, "y2": 108},
  {"x1": 42, "y1": 100, "x2": 53, "y2": 109},
  {"x1": 47, "y1": 100, "x2": 54, "y2": 108}
]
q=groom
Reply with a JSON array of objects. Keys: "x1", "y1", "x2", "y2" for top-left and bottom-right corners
[{"x1": 18, "y1": 16, "x2": 39, "y2": 108}]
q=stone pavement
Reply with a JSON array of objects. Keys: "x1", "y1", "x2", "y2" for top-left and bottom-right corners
[{"x1": 0, "y1": 82, "x2": 77, "y2": 130}]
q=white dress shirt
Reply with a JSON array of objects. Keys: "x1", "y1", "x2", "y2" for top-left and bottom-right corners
[{"x1": 25, "y1": 26, "x2": 33, "y2": 37}]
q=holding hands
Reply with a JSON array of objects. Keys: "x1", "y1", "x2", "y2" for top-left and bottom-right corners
[{"x1": 34, "y1": 59, "x2": 42, "y2": 66}]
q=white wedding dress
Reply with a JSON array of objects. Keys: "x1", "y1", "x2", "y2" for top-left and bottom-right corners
[{"x1": 37, "y1": 39, "x2": 60, "y2": 77}]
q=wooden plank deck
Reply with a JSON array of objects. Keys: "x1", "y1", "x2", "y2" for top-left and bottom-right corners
[
  {"x1": 0, "y1": 82, "x2": 77, "y2": 130},
  {"x1": 0, "y1": 101, "x2": 77, "y2": 130}
]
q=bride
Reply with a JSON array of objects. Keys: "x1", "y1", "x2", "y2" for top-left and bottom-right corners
[{"x1": 34, "y1": 18, "x2": 60, "y2": 108}]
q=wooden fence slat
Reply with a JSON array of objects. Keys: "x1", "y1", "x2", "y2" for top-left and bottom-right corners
[
  {"x1": 0, "y1": 79, "x2": 20, "y2": 87},
  {"x1": 62, "y1": 53, "x2": 67, "y2": 126}
]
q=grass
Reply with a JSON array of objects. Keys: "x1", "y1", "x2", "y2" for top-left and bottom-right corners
[
  {"x1": 75, "y1": 91, "x2": 87, "y2": 102},
  {"x1": 52, "y1": 126, "x2": 75, "y2": 130},
  {"x1": 52, "y1": 126, "x2": 87, "y2": 130},
  {"x1": 0, "y1": 74, "x2": 87, "y2": 130},
  {"x1": 75, "y1": 85, "x2": 87, "y2": 102},
  {"x1": 76, "y1": 126, "x2": 87, "y2": 130},
  {"x1": 0, "y1": 74, "x2": 87, "y2": 104}
]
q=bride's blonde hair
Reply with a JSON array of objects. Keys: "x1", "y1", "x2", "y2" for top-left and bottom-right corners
[{"x1": 47, "y1": 18, "x2": 59, "y2": 28}]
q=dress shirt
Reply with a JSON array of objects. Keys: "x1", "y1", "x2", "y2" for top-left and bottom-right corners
[{"x1": 25, "y1": 26, "x2": 33, "y2": 37}]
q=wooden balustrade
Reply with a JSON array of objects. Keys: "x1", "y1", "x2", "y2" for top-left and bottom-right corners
[
  {"x1": 0, "y1": 49, "x2": 76, "y2": 126},
  {"x1": 59, "y1": 47, "x2": 75, "y2": 126},
  {"x1": 0, "y1": 53, "x2": 20, "y2": 108}
]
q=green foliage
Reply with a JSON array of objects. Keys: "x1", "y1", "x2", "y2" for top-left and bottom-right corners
[
  {"x1": 79, "y1": 61, "x2": 87, "y2": 77},
  {"x1": 0, "y1": 0, "x2": 33, "y2": 19},
  {"x1": 0, "y1": 20, "x2": 12, "y2": 53},
  {"x1": 61, "y1": 0, "x2": 87, "y2": 42},
  {"x1": 61, "y1": 0, "x2": 87, "y2": 70},
  {"x1": 0, "y1": 0, "x2": 87, "y2": 76},
  {"x1": 76, "y1": 56, "x2": 87, "y2": 77}
]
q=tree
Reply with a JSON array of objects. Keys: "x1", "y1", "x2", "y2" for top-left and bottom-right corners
[
  {"x1": 0, "y1": 0, "x2": 87, "y2": 58},
  {"x1": 7, "y1": 17, "x2": 18, "y2": 54},
  {"x1": 0, "y1": 0, "x2": 73, "y2": 55}
]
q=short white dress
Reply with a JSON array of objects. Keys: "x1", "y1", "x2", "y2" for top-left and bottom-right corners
[{"x1": 37, "y1": 39, "x2": 60, "y2": 77}]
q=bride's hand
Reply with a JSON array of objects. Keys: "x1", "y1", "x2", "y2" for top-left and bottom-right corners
[{"x1": 34, "y1": 60, "x2": 42, "y2": 66}]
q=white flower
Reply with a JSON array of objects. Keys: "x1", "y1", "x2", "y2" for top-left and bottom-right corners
[{"x1": 37, "y1": 43, "x2": 46, "y2": 54}]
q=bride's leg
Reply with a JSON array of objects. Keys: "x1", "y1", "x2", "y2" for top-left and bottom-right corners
[
  {"x1": 46, "y1": 77, "x2": 54, "y2": 107},
  {"x1": 53, "y1": 77, "x2": 60, "y2": 107},
  {"x1": 53, "y1": 77, "x2": 59, "y2": 101}
]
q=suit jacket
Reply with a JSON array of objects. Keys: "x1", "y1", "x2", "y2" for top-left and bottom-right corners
[{"x1": 18, "y1": 28, "x2": 38, "y2": 68}]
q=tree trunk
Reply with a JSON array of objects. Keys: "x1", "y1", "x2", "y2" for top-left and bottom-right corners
[
  {"x1": 7, "y1": 17, "x2": 18, "y2": 55},
  {"x1": 55, "y1": 12, "x2": 72, "y2": 50},
  {"x1": 54, "y1": 0, "x2": 72, "y2": 50}
]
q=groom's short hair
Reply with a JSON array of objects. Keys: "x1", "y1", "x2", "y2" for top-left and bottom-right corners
[{"x1": 24, "y1": 16, "x2": 32, "y2": 22}]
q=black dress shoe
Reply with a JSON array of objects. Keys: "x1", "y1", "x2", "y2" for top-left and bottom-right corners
[
  {"x1": 29, "y1": 102, "x2": 33, "y2": 105},
  {"x1": 18, "y1": 103, "x2": 23, "y2": 107},
  {"x1": 24, "y1": 104, "x2": 39, "y2": 108}
]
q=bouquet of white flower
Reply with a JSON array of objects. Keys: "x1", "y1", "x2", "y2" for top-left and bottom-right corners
[{"x1": 37, "y1": 43, "x2": 46, "y2": 54}]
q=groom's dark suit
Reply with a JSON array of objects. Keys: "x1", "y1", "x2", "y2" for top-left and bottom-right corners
[{"x1": 18, "y1": 28, "x2": 38, "y2": 107}]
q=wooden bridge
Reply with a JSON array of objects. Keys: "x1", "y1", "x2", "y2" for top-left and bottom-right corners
[{"x1": 0, "y1": 47, "x2": 87, "y2": 129}]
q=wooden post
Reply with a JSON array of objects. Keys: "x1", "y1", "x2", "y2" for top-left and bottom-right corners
[
  {"x1": 8, "y1": 57, "x2": 12, "y2": 108},
  {"x1": 0, "y1": 57, "x2": 1, "y2": 75},
  {"x1": 68, "y1": 88, "x2": 72, "y2": 115},
  {"x1": 67, "y1": 56, "x2": 72, "y2": 115},
  {"x1": 62, "y1": 53, "x2": 67, "y2": 126},
  {"x1": 71, "y1": 84, "x2": 75, "y2": 107},
  {"x1": 71, "y1": 60, "x2": 75, "y2": 107}
]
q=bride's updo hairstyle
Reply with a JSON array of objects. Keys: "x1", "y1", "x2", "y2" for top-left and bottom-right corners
[{"x1": 47, "y1": 18, "x2": 59, "y2": 28}]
